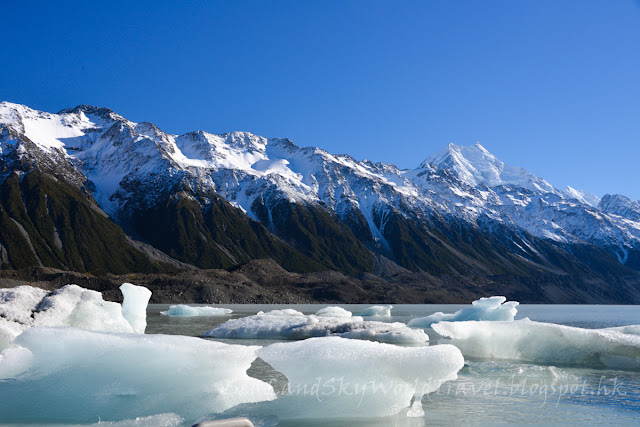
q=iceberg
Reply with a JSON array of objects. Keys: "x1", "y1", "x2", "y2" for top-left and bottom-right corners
[
  {"x1": 35, "y1": 284, "x2": 134, "y2": 332},
  {"x1": 0, "y1": 286, "x2": 49, "y2": 350},
  {"x1": 203, "y1": 337, "x2": 464, "y2": 421},
  {"x1": 120, "y1": 283, "x2": 152, "y2": 333},
  {"x1": 0, "y1": 285, "x2": 49, "y2": 323},
  {"x1": 408, "y1": 296, "x2": 518, "y2": 328},
  {"x1": 315, "y1": 306, "x2": 355, "y2": 318},
  {"x1": 204, "y1": 309, "x2": 428, "y2": 344},
  {"x1": 432, "y1": 319, "x2": 640, "y2": 370},
  {"x1": 161, "y1": 304, "x2": 233, "y2": 316},
  {"x1": 354, "y1": 305, "x2": 393, "y2": 318},
  {"x1": 258, "y1": 308, "x2": 305, "y2": 316},
  {"x1": 0, "y1": 283, "x2": 152, "y2": 350},
  {"x1": 0, "y1": 327, "x2": 276, "y2": 423},
  {"x1": 603, "y1": 324, "x2": 640, "y2": 335}
]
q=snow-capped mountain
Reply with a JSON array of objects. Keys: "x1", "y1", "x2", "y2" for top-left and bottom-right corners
[
  {"x1": 1, "y1": 101, "x2": 640, "y2": 284},
  {"x1": 421, "y1": 142, "x2": 557, "y2": 193},
  {"x1": 599, "y1": 194, "x2": 640, "y2": 222}
]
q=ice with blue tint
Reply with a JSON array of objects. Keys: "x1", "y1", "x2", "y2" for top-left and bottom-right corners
[
  {"x1": 408, "y1": 296, "x2": 518, "y2": 328},
  {"x1": 161, "y1": 304, "x2": 233, "y2": 316},
  {"x1": 354, "y1": 305, "x2": 393, "y2": 318},
  {"x1": 432, "y1": 318, "x2": 640, "y2": 370},
  {"x1": 120, "y1": 283, "x2": 152, "y2": 333},
  {"x1": 0, "y1": 284, "x2": 150, "y2": 350},
  {"x1": 604, "y1": 324, "x2": 640, "y2": 335},
  {"x1": 204, "y1": 308, "x2": 428, "y2": 344},
  {"x1": 0, "y1": 327, "x2": 276, "y2": 423},
  {"x1": 315, "y1": 306, "x2": 354, "y2": 318},
  {"x1": 202, "y1": 337, "x2": 464, "y2": 422}
]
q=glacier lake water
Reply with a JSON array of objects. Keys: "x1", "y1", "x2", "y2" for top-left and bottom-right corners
[{"x1": 142, "y1": 304, "x2": 640, "y2": 426}]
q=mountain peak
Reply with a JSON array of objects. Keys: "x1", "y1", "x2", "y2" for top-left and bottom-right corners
[
  {"x1": 564, "y1": 186, "x2": 601, "y2": 208},
  {"x1": 420, "y1": 142, "x2": 556, "y2": 193},
  {"x1": 599, "y1": 194, "x2": 640, "y2": 221}
]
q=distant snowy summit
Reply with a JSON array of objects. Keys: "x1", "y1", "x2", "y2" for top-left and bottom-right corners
[{"x1": 1, "y1": 101, "x2": 640, "y2": 301}]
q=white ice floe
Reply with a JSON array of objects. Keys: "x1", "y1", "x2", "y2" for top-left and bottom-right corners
[
  {"x1": 603, "y1": 324, "x2": 640, "y2": 335},
  {"x1": 0, "y1": 286, "x2": 48, "y2": 323},
  {"x1": 204, "y1": 336, "x2": 464, "y2": 421},
  {"x1": 0, "y1": 327, "x2": 276, "y2": 423},
  {"x1": 203, "y1": 309, "x2": 428, "y2": 344},
  {"x1": 354, "y1": 305, "x2": 393, "y2": 318},
  {"x1": 408, "y1": 296, "x2": 518, "y2": 328},
  {"x1": 0, "y1": 284, "x2": 152, "y2": 350},
  {"x1": 432, "y1": 319, "x2": 640, "y2": 370},
  {"x1": 315, "y1": 306, "x2": 355, "y2": 318},
  {"x1": 160, "y1": 304, "x2": 233, "y2": 317},
  {"x1": 0, "y1": 286, "x2": 49, "y2": 350},
  {"x1": 120, "y1": 283, "x2": 152, "y2": 333},
  {"x1": 258, "y1": 308, "x2": 305, "y2": 317}
]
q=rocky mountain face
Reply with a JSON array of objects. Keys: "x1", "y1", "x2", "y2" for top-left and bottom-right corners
[{"x1": 1, "y1": 102, "x2": 639, "y2": 302}]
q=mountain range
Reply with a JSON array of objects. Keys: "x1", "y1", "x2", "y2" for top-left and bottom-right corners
[{"x1": 1, "y1": 101, "x2": 639, "y2": 303}]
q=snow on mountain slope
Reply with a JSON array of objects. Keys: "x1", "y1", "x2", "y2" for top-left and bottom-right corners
[
  {"x1": 599, "y1": 194, "x2": 640, "y2": 222},
  {"x1": 564, "y1": 186, "x2": 601, "y2": 208},
  {"x1": 421, "y1": 142, "x2": 557, "y2": 194},
  {"x1": 1, "y1": 102, "x2": 639, "y2": 266}
]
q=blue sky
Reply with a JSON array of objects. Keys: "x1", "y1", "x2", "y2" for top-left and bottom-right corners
[{"x1": 1, "y1": 1, "x2": 639, "y2": 199}]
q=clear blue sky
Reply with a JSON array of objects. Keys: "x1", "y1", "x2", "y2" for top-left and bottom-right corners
[{"x1": 1, "y1": 1, "x2": 639, "y2": 199}]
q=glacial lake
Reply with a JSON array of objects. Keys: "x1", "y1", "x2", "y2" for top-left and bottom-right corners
[{"x1": 143, "y1": 304, "x2": 640, "y2": 426}]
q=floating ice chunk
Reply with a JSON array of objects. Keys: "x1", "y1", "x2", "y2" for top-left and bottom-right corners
[
  {"x1": 0, "y1": 327, "x2": 275, "y2": 423},
  {"x1": 0, "y1": 285, "x2": 135, "y2": 350},
  {"x1": 35, "y1": 285, "x2": 134, "y2": 333},
  {"x1": 408, "y1": 296, "x2": 518, "y2": 328},
  {"x1": 207, "y1": 337, "x2": 463, "y2": 420},
  {"x1": 315, "y1": 306, "x2": 354, "y2": 318},
  {"x1": 0, "y1": 286, "x2": 49, "y2": 349},
  {"x1": 603, "y1": 324, "x2": 640, "y2": 335},
  {"x1": 0, "y1": 284, "x2": 151, "y2": 350},
  {"x1": 257, "y1": 308, "x2": 306, "y2": 317},
  {"x1": 161, "y1": 304, "x2": 233, "y2": 316},
  {"x1": 120, "y1": 283, "x2": 152, "y2": 333},
  {"x1": 204, "y1": 311, "x2": 428, "y2": 344},
  {"x1": 432, "y1": 319, "x2": 640, "y2": 370},
  {"x1": 0, "y1": 321, "x2": 29, "y2": 362},
  {"x1": 0, "y1": 286, "x2": 48, "y2": 323},
  {"x1": 354, "y1": 305, "x2": 393, "y2": 318}
]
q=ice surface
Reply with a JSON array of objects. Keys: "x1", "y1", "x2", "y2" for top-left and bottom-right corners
[
  {"x1": 0, "y1": 327, "x2": 275, "y2": 423},
  {"x1": 206, "y1": 337, "x2": 464, "y2": 420},
  {"x1": 605, "y1": 324, "x2": 640, "y2": 335},
  {"x1": 120, "y1": 283, "x2": 152, "y2": 333},
  {"x1": 432, "y1": 319, "x2": 640, "y2": 370},
  {"x1": 35, "y1": 285, "x2": 134, "y2": 332},
  {"x1": 0, "y1": 285, "x2": 136, "y2": 350},
  {"x1": 0, "y1": 286, "x2": 49, "y2": 323},
  {"x1": 354, "y1": 305, "x2": 393, "y2": 318},
  {"x1": 204, "y1": 309, "x2": 428, "y2": 344},
  {"x1": 161, "y1": 304, "x2": 233, "y2": 316},
  {"x1": 0, "y1": 318, "x2": 25, "y2": 354},
  {"x1": 257, "y1": 308, "x2": 305, "y2": 316},
  {"x1": 315, "y1": 306, "x2": 356, "y2": 318},
  {"x1": 408, "y1": 296, "x2": 518, "y2": 328},
  {"x1": 0, "y1": 286, "x2": 49, "y2": 349},
  {"x1": 0, "y1": 284, "x2": 152, "y2": 350}
]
